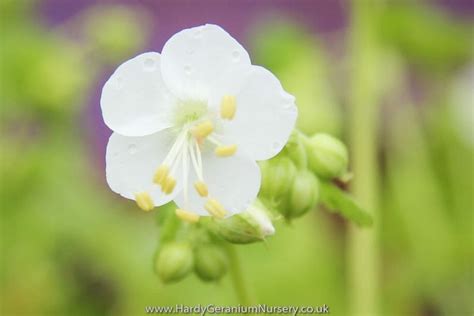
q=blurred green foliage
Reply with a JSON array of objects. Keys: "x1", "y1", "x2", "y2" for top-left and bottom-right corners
[
  {"x1": 0, "y1": 1, "x2": 473, "y2": 315},
  {"x1": 376, "y1": 3, "x2": 473, "y2": 71}
]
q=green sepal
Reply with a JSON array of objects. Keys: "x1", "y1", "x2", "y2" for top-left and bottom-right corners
[{"x1": 319, "y1": 181, "x2": 373, "y2": 227}]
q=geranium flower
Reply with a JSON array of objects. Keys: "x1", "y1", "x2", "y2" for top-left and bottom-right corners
[{"x1": 101, "y1": 24, "x2": 297, "y2": 222}]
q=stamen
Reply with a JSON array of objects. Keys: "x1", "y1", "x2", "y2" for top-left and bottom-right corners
[
  {"x1": 220, "y1": 95, "x2": 236, "y2": 120},
  {"x1": 175, "y1": 208, "x2": 200, "y2": 223},
  {"x1": 204, "y1": 198, "x2": 227, "y2": 218},
  {"x1": 134, "y1": 192, "x2": 154, "y2": 211},
  {"x1": 182, "y1": 140, "x2": 189, "y2": 207},
  {"x1": 195, "y1": 140, "x2": 203, "y2": 173},
  {"x1": 189, "y1": 140, "x2": 208, "y2": 197},
  {"x1": 189, "y1": 141, "x2": 203, "y2": 180},
  {"x1": 154, "y1": 128, "x2": 187, "y2": 190},
  {"x1": 194, "y1": 181, "x2": 208, "y2": 197},
  {"x1": 192, "y1": 120, "x2": 214, "y2": 139},
  {"x1": 215, "y1": 144, "x2": 237, "y2": 157},
  {"x1": 161, "y1": 176, "x2": 176, "y2": 194},
  {"x1": 153, "y1": 165, "x2": 169, "y2": 185},
  {"x1": 162, "y1": 129, "x2": 187, "y2": 167}
]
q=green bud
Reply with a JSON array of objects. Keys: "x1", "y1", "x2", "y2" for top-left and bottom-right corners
[
  {"x1": 194, "y1": 244, "x2": 228, "y2": 282},
  {"x1": 284, "y1": 131, "x2": 308, "y2": 169},
  {"x1": 305, "y1": 133, "x2": 348, "y2": 179},
  {"x1": 209, "y1": 200, "x2": 275, "y2": 244},
  {"x1": 155, "y1": 242, "x2": 193, "y2": 283},
  {"x1": 260, "y1": 156, "x2": 297, "y2": 199},
  {"x1": 285, "y1": 169, "x2": 320, "y2": 219}
]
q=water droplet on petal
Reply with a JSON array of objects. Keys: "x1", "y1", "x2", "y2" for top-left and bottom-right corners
[
  {"x1": 288, "y1": 106, "x2": 297, "y2": 114},
  {"x1": 232, "y1": 50, "x2": 240, "y2": 62},
  {"x1": 143, "y1": 58, "x2": 156, "y2": 71},
  {"x1": 184, "y1": 65, "x2": 192, "y2": 75},
  {"x1": 272, "y1": 142, "x2": 280, "y2": 149},
  {"x1": 280, "y1": 93, "x2": 296, "y2": 111},
  {"x1": 128, "y1": 144, "x2": 137, "y2": 154}
]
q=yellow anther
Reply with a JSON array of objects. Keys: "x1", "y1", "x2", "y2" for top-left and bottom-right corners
[
  {"x1": 192, "y1": 120, "x2": 214, "y2": 139},
  {"x1": 153, "y1": 165, "x2": 169, "y2": 185},
  {"x1": 204, "y1": 198, "x2": 227, "y2": 218},
  {"x1": 161, "y1": 176, "x2": 176, "y2": 195},
  {"x1": 215, "y1": 144, "x2": 237, "y2": 157},
  {"x1": 220, "y1": 95, "x2": 236, "y2": 120},
  {"x1": 175, "y1": 208, "x2": 200, "y2": 223},
  {"x1": 194, "y1": 181, "x2": 208, "y2": 197},
  {"x1": 134, "y1": 192, "x2": 154, "y2": 212}
]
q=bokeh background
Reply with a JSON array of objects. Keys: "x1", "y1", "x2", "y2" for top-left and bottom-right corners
[{"x1": 1, "y1": 0, "x2": 473, "y2": 315}]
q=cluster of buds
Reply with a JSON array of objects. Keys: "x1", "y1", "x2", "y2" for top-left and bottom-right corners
[
  {"x1": 259, "y1": 131, "x2": 348, "y2": 220},
  {"x1": 154, "y1": 237, "x2": 229, "y2": 283},
  {"x1": 153, "y1": 199, "x2": 277, "y2": 283},
  {"x1": 153, "y1": 130, "x2": 349, "y2": 284}
]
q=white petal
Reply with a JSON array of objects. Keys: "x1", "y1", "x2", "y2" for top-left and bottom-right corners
[
  {"x1": 105, "y1": 130, "x2": 182, "y2": 206},
  {"x1": 221, "y1": 66, "x2": 298, "y2": 161},
  {"x1": 160, "y1": 24, "x2": 251, "y2": 101},
  {"x1": 101, "y1": 52, "x2": 175, "y2": 137},
  {"x1": 174, "y1": 152, "x2": 260, "y2": 217}
]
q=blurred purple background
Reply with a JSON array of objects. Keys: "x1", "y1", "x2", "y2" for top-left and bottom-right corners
[{"x1": 39, "y1": 0, "x2": 473, "y2": 171}]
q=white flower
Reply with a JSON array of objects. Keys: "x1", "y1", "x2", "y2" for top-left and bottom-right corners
[{"x1": 101, "y1": 24, "x2": 297, "y2": 221}]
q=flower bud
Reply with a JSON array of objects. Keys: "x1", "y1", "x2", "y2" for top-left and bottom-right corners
[
  {"x1": 194, "y1": 244, "x2": 228, "y2": 282},
  {"x1": 305, "y1": 133, "x2": 348, "y2": 179},
  {"x1": 285, "y1": 169, "x2": 320, "y2": 219},
  {"x1": 209, "y1": 200, "x2": 275, "y2": 244},
  {"x1": 284, "y1": 131, "x2": 308, "y2": 169},
  {"x1": 155, "y1": 242, "x2": 193, "y2": 283},
  {"x1": 260, "y1": 156, "x2": 297, "y2": 199}
]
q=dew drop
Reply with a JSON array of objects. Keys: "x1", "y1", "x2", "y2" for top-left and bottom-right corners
[
  {"x1": 288, "y1": 106, "x2": 297, "y2": 113},
  {"x1": 143, "y1": 58, "x2": 156, "y2": 71},
  {"x1": 284, "y1": 103, "x2": 297, "y2": 112},
  {"x1": 272, "y1": 142, "x2": 280, "y2": 149},
  {"x1": 184, "y1": 64, "x2": 192, "y2": 75},
  {"x1": 128, "y1": 144, "x2": 137, "y2": 155},
  {"x1": 232, "y1": 50, "x2": 240, "y2": 62},
  {"x1": 281, "y1": 93, "x2": 296, "y2": 111}
]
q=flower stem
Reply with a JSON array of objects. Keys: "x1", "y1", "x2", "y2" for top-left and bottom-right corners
[
  {"x1": 347, "y1": 1, "x2": 381, "y2": 315},
  {"x1": 225, "y1": 244, "x2": 255, "y2": 306}
]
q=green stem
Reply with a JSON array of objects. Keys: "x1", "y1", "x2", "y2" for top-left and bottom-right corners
[
  {"x1": 225, "y1": 244, "x2": 255, "y2": 306},
  {"x1": 347, "y1": 1, "x2": 381, "y2": 315}
]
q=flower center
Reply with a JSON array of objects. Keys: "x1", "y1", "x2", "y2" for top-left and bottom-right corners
[
  {"x1": 173, "y1": 100, "x2": 208, "y2": 126},
  {"x1": 136, "y1": 95, "x2": 240, "y2": 218}
]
